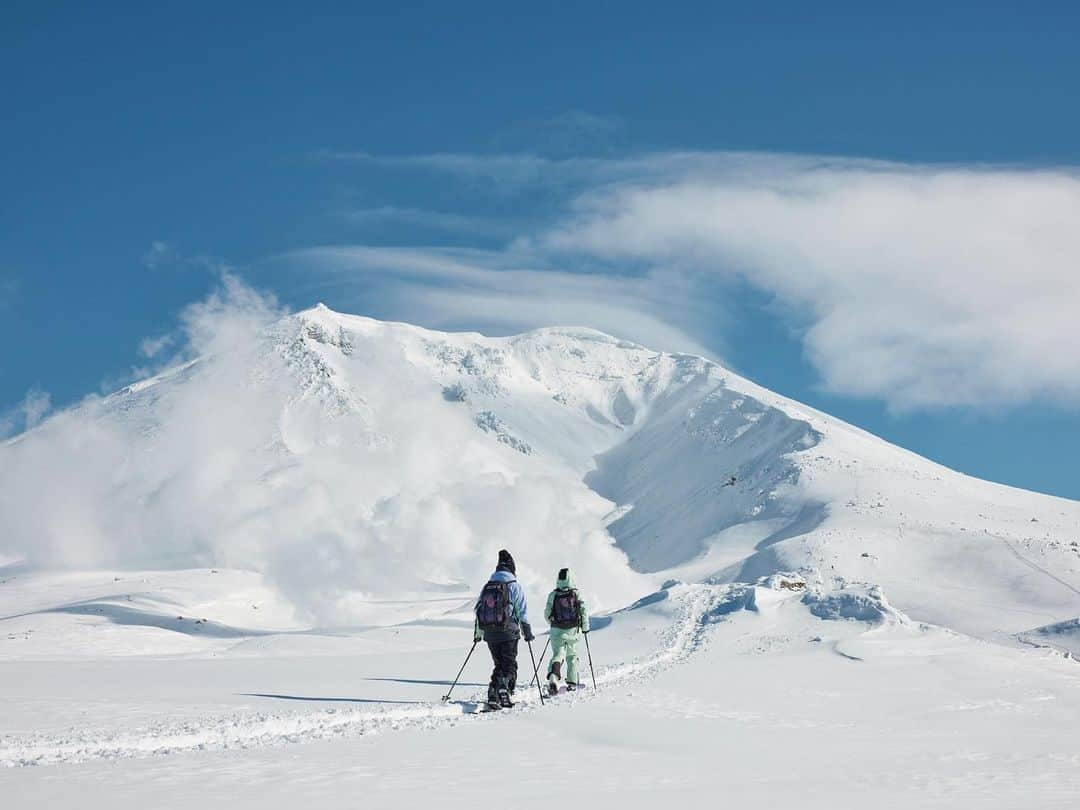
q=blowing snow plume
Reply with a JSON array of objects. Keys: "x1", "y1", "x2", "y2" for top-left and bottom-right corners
[{"x1": 0, "y1": 279, "x2": 656, "y2": 622}]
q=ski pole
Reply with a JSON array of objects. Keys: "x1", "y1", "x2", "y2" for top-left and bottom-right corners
[
  {"x1": 526, "y1": 638, "x2": 546, "y2": 705},
  {"x1": 583, "y1": 631, "x2": 597, "y2": 691},
  {"x1": 529, "y1": 637, "x2": 550, "y2": 688},
  {"x1": 441, "y1": 640, "x2": 478, "y2": 702}
]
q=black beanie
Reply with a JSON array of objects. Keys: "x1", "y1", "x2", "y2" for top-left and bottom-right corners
[{"x1": 496, "y1": 549, "x2": 516, "y2": 574}]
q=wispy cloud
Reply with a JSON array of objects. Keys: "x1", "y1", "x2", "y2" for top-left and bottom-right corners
[
  {"x1": 124, "y1": 252, "x2": 259, "y2": 391},
  {"x1": 309, "y1": 148, "x2": 721, "y2": 191},
  {"x1": 543, "y1": 160, "x2": 1080, "y2": 410},
  {"x1": 310, "y1": 148, "x2": 893, "y2": 190},
  {"x1": 142, "y1": 241, "x2": 231, "y2": 274},
  {"x1": 311, "y1": 150, "x2": 562, "y2": 188},
  {"x1": 0, "y1": 386, "x2": 51, "y2": 439},
  {"x1": 339, "y1": 206, "x2": 516, "y2": 237},
  {"x1": 298, "y1": 149, "x2": 1080, "y2": 411},
  {"x1": 138, "y1": 333, "x2": 174, "y2": 360},
  {"x1": 270, "y1": 245, "x2": 720, "y2": 359},
  {"x1": 141, "y1": 240, "x2": 179, "y2": 270}
]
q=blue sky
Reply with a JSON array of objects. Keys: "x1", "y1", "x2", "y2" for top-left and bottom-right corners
[{"x1": 3, "y1": 2, "x2": 1080, "y2": 499}]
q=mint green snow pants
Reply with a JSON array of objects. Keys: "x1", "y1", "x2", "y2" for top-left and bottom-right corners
[{"x1": 547, "y1": 627, "x2": 581, "y2": 684}]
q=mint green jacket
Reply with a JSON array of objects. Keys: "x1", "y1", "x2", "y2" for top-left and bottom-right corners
[{"x1": 544, "y1": 567, "x2": 590, "y2": 633}]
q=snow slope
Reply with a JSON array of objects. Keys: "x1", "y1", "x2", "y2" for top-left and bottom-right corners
[
  {"x1": 2, "y1": 306, "x2": 1079, "y2": 807},
  {"x1": 3, "y1": 576, "x2": 1079, "y2": 808}
]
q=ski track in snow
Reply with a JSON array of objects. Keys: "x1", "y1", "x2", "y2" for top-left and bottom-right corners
[
  {"x1": 0, "y1": 586, "x2": 726, "y2": 768},
  {"x1": 999, "y1": 536, "x2": 1080, "y2": 599}
]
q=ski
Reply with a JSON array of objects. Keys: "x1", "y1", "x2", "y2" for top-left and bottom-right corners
[
  {"x1": 546, "y1": 684, "x2": 586, "y2": 696},
  {"x1": 443, "y1": 698, "x2": 516, "y2": 713}
]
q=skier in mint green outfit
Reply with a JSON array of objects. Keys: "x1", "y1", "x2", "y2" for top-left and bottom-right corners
[{"x1": 544, "y1": 567, "x2": 590, "y2": 695}]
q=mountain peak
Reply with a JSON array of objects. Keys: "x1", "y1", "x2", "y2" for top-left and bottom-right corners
[{"x1": 289, "y1": 304, "x2": 644, "y2": 352}]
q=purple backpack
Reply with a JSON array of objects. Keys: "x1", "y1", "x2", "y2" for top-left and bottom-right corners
[
  {"x1": 477, "y1": 580, "x2": 513, "y2": 630},
  {"x1": 551, "y1": 589, "x2": 581, "y2": 629}
]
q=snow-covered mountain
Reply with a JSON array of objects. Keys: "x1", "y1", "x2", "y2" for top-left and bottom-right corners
[
  {"x1": 3, "y1": 304, "x2": 1078, "y2": 639},
  {"x1": 3, "y1": 306, "x2": 1080, "y2": 806}
]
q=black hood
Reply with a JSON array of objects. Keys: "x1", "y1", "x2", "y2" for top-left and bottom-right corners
[{"x1": 496, "y1": 549, "x2": 516, "y2": 575}]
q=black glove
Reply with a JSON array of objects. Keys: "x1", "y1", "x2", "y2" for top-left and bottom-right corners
[{"x1": 521, "y1": 622, "x2": 535, "y2": 642}]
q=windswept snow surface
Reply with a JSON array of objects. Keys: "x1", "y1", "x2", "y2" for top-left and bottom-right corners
[{"x1": 2, "y1": 307, "x2": 1080, "y2": 807}]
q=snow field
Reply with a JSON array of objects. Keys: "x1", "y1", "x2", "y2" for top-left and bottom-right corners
[
  {"x1": 3, "y1": 308, "x2": 1080, "y2": 807},
  {"x1": 0, "y1": 581, "x2": 750, "y2": 767}
]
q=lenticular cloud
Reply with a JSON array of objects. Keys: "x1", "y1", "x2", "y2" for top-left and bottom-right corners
[{"x1": 541, "y1": 157, "x2": 1080, "y2": 409}]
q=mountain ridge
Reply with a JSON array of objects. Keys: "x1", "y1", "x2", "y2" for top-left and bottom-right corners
[{"x1": 1, "y1": 306, "x2": 1078, "y2": 642}]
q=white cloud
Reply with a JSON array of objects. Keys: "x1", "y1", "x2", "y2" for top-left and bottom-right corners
[
  {"x1": 310, "y1": 148, "x2": 740, "y2": 191},
  {"x1": 271, "y1": 245, "x2": 721, "y2": 359},
  {"x1": 541, "y1": 159, "x2": 1080, "y2": 409},
  {"x1": 22, "y1": 386, "x2": 51, "y2": 428},
  {"x1": 312, "y1": 150, "x2": 557, "y2": 187},
  {"x1": 141, "y1": 240, "x2": 179, "y2": 270},
  {"x1": 0, "y1": 386, "x2": 52, "y2": 438},
  {"x1": 177, "y1": 271, "x2": 285, "y2": 358},
  {"x1": 138, "y1": 333, "x2": 174, "y2": 360},
  {"x1": 312, "y1": 149, "x2": 877, "y2": 191},
  {"x1": 141, "y1": 241, "x2": 231, "y2": 274}
]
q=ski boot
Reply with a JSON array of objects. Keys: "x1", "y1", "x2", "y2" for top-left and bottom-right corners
[
  {"x1": 566, "y1": 682, "x2": 577, "y2": 692},
  {"x1": 498, "y1": 687, "x2": 513, "y2": 708},
  {"x1": 486, "y1": 685, "x2": 502, "y2": 711},
  {"x1": 547, "y1": 661, "x2": 562, "y2": 696}
]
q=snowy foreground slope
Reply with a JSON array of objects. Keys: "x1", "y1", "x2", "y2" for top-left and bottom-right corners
[{"x1": 2, "y1": 306, "x2": 1080, "y2": 808}]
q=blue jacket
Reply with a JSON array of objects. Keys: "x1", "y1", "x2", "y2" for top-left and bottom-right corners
[{"x1": 475, "y1": 569, "x2": 531, "y2": 639}]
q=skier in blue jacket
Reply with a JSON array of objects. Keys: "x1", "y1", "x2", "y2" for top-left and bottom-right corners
[{"x1": 474, "y1": 549, "x2": 534, "y2": 708}]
